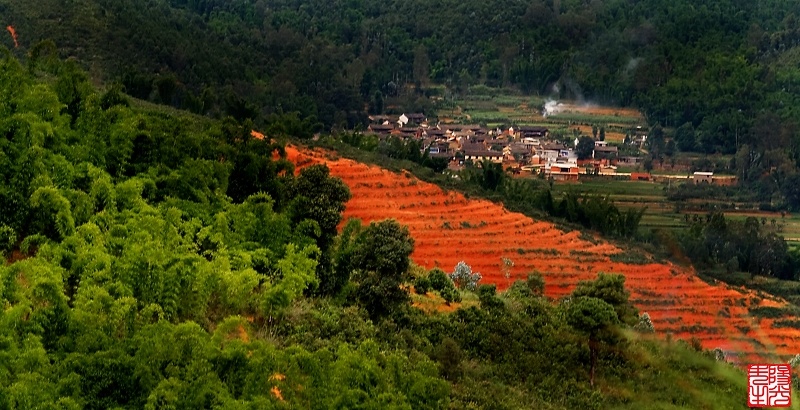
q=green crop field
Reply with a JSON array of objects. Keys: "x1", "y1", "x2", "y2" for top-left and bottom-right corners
[
  {"x1": 557, "y1": 179, "x2": 667, "y2": 197},
  {"x1": 548, "y1": 177, "x2": 800, "y2": 248},
  {"x1": 547, "y1": 112, "x2": 643, "y2": 125},
  {"x1": 437, "y1": 91, "x2": 645, "y2": 130},
  {"x1": 550, "y1": 178, "x2": 685, "y2": 232}
]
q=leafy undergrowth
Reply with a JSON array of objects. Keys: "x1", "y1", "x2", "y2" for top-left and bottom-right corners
[
  {"x1": 408, "y1": 286, "x2": 788, "y2": 409},
  {"x1": 410, "y1": 289, "x2": 479, "y2": 314},
  {"x1": 1, "y1": 52, "x2": 794, "y2": 409}
]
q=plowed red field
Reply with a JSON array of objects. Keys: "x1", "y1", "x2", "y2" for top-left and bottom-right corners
[{"x1": 287, "y1": 145, "x2": 800, "y2": 363}]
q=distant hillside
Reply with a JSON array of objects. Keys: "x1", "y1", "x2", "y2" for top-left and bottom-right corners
[
  {"x1": 286, "y1": 144, "x2": 800, "y2": 366},
  {"x1": 4, "y1": 0, "x2": 800, "y2": 155}
]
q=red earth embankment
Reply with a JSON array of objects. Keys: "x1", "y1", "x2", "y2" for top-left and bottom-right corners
[{"x1": 286, "y1": 145, "x2": 800, "y2": 363}]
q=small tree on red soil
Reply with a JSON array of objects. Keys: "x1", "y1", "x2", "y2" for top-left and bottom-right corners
[
  {"x1": 449, "y1": 261, "x2": 481, "y2": 291},
  {"x1": 634, "y1": 312, "x2": 655, "y2": 333},
  {"x1": 501, "y1": 257, "x2": 514, "y2": 286}
]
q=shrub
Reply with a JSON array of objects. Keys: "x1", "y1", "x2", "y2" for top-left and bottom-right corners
[
  {"x1": 449, "y1": 261, "x2": 482, "y2": 291},
  {"x1": 689, "y1": 337, "x2": 703, "y2": 352},
  {"x1": 0, "y1": 224, "x2": 16, "y2": 255},
  {"x1": 749, "y1": 306, "x2": 800, "y2": 319},
  {"x1": 428, "y1": 268, "x2": 451, "y2": 291},
  {"x1": 440, "y1": 286, "x2": 462, "y2": 304},
  {"x1": 428, "y1": 267, "x2": 461, "y2": 303},
  {"x1": 789, "y1": 354, "x2": 800, "y2": 368},
  {"x1": 527, "y1": 271, "x2": 545, "y2": 296},
  {"x1": 477, "y1": 284, "x2": 504, "y2": 310},
  {"x1": 774, "y1": 320, "x2": 800, "y2": 329},
  {"x1": 414, "y1": 276, "x2": 431, "y2": 295},
  {"x1": 433, "y1": 337, "x2": 464, "y2": 381},
  {"x1": 634, "y1": 312, "x2": 655, "y2": 333},
  {"x1": 609, "y1": 250, "x2": 650, "y2": 265},
  {"x1": 712, "y1": 347, "x2": 726, "y2": 362}
]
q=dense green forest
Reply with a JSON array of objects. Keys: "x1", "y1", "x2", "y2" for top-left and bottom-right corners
[
  {"x1": 3, "y1": 0, "x2": 800, "y2": 154},
  {"x1": 0, "y1": 48, "x2": 758, "y2": 408},
  {"x1": 6, "y1": 0, "x2": 800, "y2": 214}
]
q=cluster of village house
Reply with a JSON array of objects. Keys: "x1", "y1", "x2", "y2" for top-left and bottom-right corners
[{"x1": 366, "y1": 113, "x2": 737, "y2": 185}]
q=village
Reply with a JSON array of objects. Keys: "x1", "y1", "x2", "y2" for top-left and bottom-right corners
[{"x1": 365, "y1": 113, "x2": 738, "y2": 186}]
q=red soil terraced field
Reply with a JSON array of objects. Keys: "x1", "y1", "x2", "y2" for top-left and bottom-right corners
[{"x1": 286, "y1": 145, "x2": 800, "y2": 364}]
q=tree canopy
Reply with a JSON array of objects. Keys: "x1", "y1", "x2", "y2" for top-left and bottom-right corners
[{"x1": 0, "y1": 43, "x2": 762, "y2": 410}]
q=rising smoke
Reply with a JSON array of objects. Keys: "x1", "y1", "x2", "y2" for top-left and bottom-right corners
[{"x1": 542, "y1": 100, "x2": 564, "y2": 117}]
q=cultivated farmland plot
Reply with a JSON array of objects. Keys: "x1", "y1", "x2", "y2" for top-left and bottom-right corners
[
  {"x1": 552, "y1": 179, "x2": 800, "y2": 246},
  {"x1": 439, "y1": 95, "x2": 643, "y2": 142},
  {"x1": 287, "y1": 145, "x2": 800, "y2": 365}
]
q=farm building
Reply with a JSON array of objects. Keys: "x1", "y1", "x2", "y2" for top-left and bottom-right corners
[
  {"x1": 485, "y1": 138, "x2": 511, "y2": 150},
  {"x1": 367, "y1": 123, "x2": 395, "y2": 135},
  {"x1": 593, "y1": 145, "x2": 618, "y2": 160},
  {"x1": 521, "y1": 137, "x2": 541, "y2": 146},
  {"x1": 599, "y1": 165, "x2": 617, "y2": 175},
  {"x1": 693, "y1": 172, "x2": 714, "y2": 184},
  {"x1": 406, "y1": 113, "x2": 426, "y2": 124},
  {"x1": 692, "y1": 172, "x2": 738, "y2": 186},
  {"x1": 549, "y1": 164, "x2": 580, "y2": 181},
  {"x1": 617, "y1": 156, "x2": 642, "y2": 165},
  {"x1": 425, "y1": 128, "x2": 446, "y2": 138},
  {"x1": 504, "y1": 144, "x2": 533, "y2": 162},
  {"x1": 463, "y1": 145, "x2": 503, "y2": 164},
  {"x1": 712, "y1": 176, "x2": 737, "y2": 186},
  {"x1": 517, "y1": 126, "x2": 549, "y2": 138}
]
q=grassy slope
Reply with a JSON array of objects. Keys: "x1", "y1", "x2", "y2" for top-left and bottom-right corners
[{"x1": 412, "y1": 295, "x2": 783, "y2": 410}]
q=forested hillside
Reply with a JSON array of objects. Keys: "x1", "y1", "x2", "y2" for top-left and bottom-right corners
[
  {"x1": 3, "y1": 0, "x2": 800, "y2": 156},
  {"x1": 0, "y1": 49, "x2": 759, "y2": 409}
]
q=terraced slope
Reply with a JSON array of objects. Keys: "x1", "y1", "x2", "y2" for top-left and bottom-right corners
[{"x1": 287, "y1": 145, "x2": 800, "y2": 364}]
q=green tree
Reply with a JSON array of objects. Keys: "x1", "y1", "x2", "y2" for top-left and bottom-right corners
[
  {"x1": 54, "y1": 60, "x2": 92, "y2": 125},
  {"x1": 526, "y1": 271, "x2": 545, "y2": 296},
  {"x1": 570, "y1": 273, "x2": 638, "y2": 325},
  {"x1": 565, "y1": 296, "x2": 619, "y2": 387},
  {"x1": 675, "y1": 122, "x2": 696, "y2": 152},
  {"x1": 0, "y1": 224, "x2": 16, "y2": 257},
  {"x1": 428, "y1": 267, "x2": 461, "y2": 303},
  {"x1": 100, "y1": 83, "x2": 130, "y2": 110},
  {"x1": 576, "y1": 136, "x2": 595, "y2": 160},
  {"x1": 648, "y1": 124, "x2": 665, "y2": 157},
  {"x1": 352, "y1": 220, "x2": 414, "y2": 319},
  {"x1": 261, "y1": 244, "x2": 320, "y2": 319},
  {"x1": 432, "y1": 337, "x2": 463, "y2": 381},
  {"x1": 478, "y1": 160, "x2": 506, "y2": 191},
  {"x1": 371, "y1": 90, "x2": 384, "y2": 114},
  {"x1": 665, "y1": 140, "x2": 676, "y2": 157},
  {"x1": 289, "y1": 164, "x2": 351, "y2": 294},
  {"x1": 643, "y1": 157, "x2": 653, "y2": 172},
  {"x1": 413, "y1": 45, "x2": 431, "y2": 86}
]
